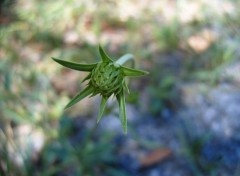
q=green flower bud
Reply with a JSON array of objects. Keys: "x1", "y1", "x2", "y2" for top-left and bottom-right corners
[
  {"x1": 52, "y1": 45, "x2": 148, "y2": 133},
  {"x1": 91, "y1": 62, "x2": 124, "y2": 97}
]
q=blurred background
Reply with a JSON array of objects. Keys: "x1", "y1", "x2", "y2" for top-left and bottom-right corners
[{"x1": 1, "y1": 0, "x2": 240, "y2": 175}]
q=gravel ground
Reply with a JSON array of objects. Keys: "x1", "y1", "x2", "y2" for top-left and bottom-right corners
[{"x1": 98, "y1": 81, "x2": 240, "y2": 176}]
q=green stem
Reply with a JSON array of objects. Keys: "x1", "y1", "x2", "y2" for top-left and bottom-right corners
[{"x1": 116, "y1": 54, "x2": 135, "y2": 68}]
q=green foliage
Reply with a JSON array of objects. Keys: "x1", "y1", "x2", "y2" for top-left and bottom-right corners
[
  {"x1": 155, "y1": 19, "x2": 180, "y2": 51},
  {"x1": 147, "y1": 74, "x2": 177, "y2": 115},
  {"x1": 179, "y1": 132, "x2": 220, "y2": 176},
  {"x1": 0, "y1": 118, "x2": 126, "y2": 176},
  {"x1": 37, "y1": 117, "x2": 122, "y2": 176}
]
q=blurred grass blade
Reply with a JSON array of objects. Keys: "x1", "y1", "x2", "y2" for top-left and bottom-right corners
[
  {"x1": 99, "y1": 45, "x2": 113, "y2": 62},
  {"x1": 117, "y1": 90, "x2": 127, "y2": 133},
  {"x1": 65, "y1": 86, "x2": 94, "y2": 109},
  {"x1": 97, "y1": 96, "x2": 108, "y2": 123},
  {"x1": 4, "y1": 71, "x2": 11, "y2": 91},
  {"x1": 121, "y1": 66, "x2": 149, "y2": 77},
  {"x1": 52, "y1": 57, "x2": 97, "y2": 72},
  {"x1": 3, "y1": 109, "x2": 29, "y2": 124}
]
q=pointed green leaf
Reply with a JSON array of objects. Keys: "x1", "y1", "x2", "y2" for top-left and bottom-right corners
[
  {"x1": 65, "y1": 86, "x2": 94, "y2": 109},
  {"x1": 81, "y1": 73, "x2": 92, "y2": 83},
  {"x1": 123, "y1": 81, "x2": 130, "y2": 94},
  {"x1": 99, "y1": 45, "x2": 113, "y2": 63},
  {"x1": 90, "y1": 90, "x2": 99, "y2": 97},
  {"x1": 97, "y1": 96, "x2": 108, "y2": 123},
  {"x1": 121, "y1": 66, "x2": 148, "y2": 77},
  {"x1": 117, "y1": 90, "x2": 127, "y2": 134},
  {"x1": 52, "y1": 57, "x2": 97, "y2": 72}
]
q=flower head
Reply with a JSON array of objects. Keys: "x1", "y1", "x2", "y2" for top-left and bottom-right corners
[
  {"x1": 52, "y1": 45, "x2": 148, "y2": 133},
  {"x1": 91, "y1": 62, "x2": 124, "y2": 97}
]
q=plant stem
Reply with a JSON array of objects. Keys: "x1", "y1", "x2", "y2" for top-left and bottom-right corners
[{"x1": 116, "y1": 54, "x2": 135, "y2": 68}]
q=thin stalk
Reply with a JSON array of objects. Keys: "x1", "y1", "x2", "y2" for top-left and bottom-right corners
[{"x1": 116, "y1": 54, "x2": 135, "y2": 68}]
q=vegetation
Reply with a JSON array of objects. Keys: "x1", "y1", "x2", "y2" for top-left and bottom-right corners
[
  {"x1": 52, "y1": 46, "x2": 148, "y2": 133},
  {"x1": 0, "y1": 0, "x2": 239, "y2": 175}
]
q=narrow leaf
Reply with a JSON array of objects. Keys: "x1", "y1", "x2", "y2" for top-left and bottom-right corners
[
  {"x1": 123, "y1": 81, "x2": 130, "y2": 94},
  {"x1": 65, "y1": 86, "x2": 94, "y2": 109},
  {"x1": 90, "y1": 90, "x2": 99, "y2": 97},
  {"x1": 99, "y1": 45, "x2": 113, "y2": 62},
  {"x1": 117, "y1": 90, "x2": 127, "y2": 134},
  {"x1": 121, "y1": 66, "x2": 149, "y2": 77},
  {"x1": 97, "y1": 96, "x2": 108, "y2": 123},
  {"x1": 52, "y1": 57, "x2": 97, "y2": 72},
  {"x1": 81, "y1": 72, "x2": 92, "y2": 83}
]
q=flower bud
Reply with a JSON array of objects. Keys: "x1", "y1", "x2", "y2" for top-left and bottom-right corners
[{"x1": 90, "y1": 62, "x2": 124, "y2": 97}]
